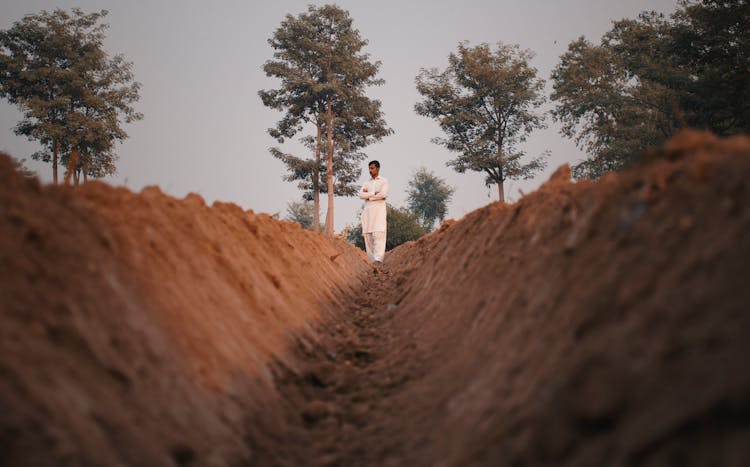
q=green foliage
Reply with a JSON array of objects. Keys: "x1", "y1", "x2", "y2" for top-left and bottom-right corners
[
  {"x1": 385, "y1": 205, "x2": 427, "y2": 250},
  {"x1": 669, "y1": 0, "x2": 750, "y2": 134},
  {"x1": 346, "y1": 224, "x2": 366, "y2": 249},
  {"x1": 259, "y1": 4, "x2": 385, "y2": 142},
  {"x1": 0, "y1": 8, "x2": 142, "y2": 183},
  {"x1": 284, "y1": 200, "x2": 317, "y2": 230},
  {"x1": 551, "y1": 1, "x2": 750, "y2": 179},
  {"x1": 407, "y1": 167, "x2": 454, "y2": 232},
  {"x1": 260, "y1": 4, "x2": 391, "y2": 233},
  {"x1": 346, "y1": 204, "x2": 426, "y2": 251},
  {"x1": 270, "y1": 136, "x2": 365, "y2": 201},
  {"x1": 415, "y1": 41, "x2": 548, "y2": 202}
]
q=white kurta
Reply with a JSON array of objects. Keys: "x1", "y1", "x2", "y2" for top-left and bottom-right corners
[
  {"x1": 359, "y1": 176, "x2": 388, "y2": 263},
  {"x1": 358, "y1": 176, "x2": 389, "y2": 233}
]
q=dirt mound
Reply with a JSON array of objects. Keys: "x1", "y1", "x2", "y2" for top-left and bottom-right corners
[
  {"x1": 1, "y1": 130, "x2": 749, "y2": 466},
  {"x1": 0, "y1": 154, "x2": 368, "y2": 465},
  {"x1": 375, "y1": 130, "x2": 750, "y2": 466}
]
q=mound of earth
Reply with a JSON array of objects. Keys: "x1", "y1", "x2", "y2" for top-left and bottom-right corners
[
  {"x1": 0, "y1": 155, "x2": 368, "y2": 466},
  {"x1": 1, "y1": 130, "x2": 749, "y2": 466}
]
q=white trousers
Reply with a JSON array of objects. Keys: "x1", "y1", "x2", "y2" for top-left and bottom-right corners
[{"x1": 363, "y1": 231, "x2": 386, "y2": 263}]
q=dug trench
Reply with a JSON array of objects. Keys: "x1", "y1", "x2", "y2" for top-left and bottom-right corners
[{"x1": 1, "y1": 130, "x2": 750, "y2": 466}]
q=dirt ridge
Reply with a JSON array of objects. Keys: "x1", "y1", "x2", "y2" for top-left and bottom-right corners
[{"x1": 0, "y1": 155, "x2": 368, "y2": 466}]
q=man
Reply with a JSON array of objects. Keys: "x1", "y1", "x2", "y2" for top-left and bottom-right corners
[{"x1": 358, "y1": 160, "x2": 389, "y2": 264}]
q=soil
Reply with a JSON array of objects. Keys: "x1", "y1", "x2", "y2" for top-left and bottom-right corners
[{"x1": 1, "y1": 130, "x2": 749, "y2": 466}]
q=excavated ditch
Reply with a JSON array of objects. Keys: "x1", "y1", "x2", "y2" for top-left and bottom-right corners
[{"x1": 1, "y1": 130, "x2": 749, "y2": 466}]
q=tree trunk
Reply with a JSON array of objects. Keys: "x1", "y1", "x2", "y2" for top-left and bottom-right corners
[
  {"x1": 64, "y1": 150, "x2": 80, "y2": 186},
  {"x1": 313, "y1": 122, "x2": 322, "y2": 231},
  {"x1": 53, "y1": 140, "x2": 59, "y2": 185},
  {"x1": 83, "y1": 155, "x2": 88, "y2": 184},
  {"x1": 324, "y1": 100, "x2": 335, "y2": 235},
  {"x1": 497, "y1": 146, "x2": 505, "y2": 203}
]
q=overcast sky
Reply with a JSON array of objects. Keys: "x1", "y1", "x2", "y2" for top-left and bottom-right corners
[{"x1": 1, "y1": 0, "x2": 681, "y2": 231}]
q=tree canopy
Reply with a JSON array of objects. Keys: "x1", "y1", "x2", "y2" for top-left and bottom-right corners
[
  {"x1": 407, "y1": 167, "x2": 454, "y2": 232},
  {"x1": 551, "y1": 0, "x2": 750, "y2": 179},
  {"x1": 0, "y1": 8, "x2": 142, "y2": 184},
  {"x1": 415, "y1": 41, "x2": 548, "y2": 202},
  {"x1": 270, "y1": 140, "x2": 365, "y2": 201}
]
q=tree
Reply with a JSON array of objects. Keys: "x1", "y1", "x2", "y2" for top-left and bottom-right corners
[
  {"x1": 0, "y1": 8, "x2": 142, "y2": 184},
  {"x1": 407, "y1": 167, "x2": 454, "y2": 232},
  {"x1": 669, "y1": 0, "x2": 749, "y2": 134},
  {"x1": 551, "y1": 1, "x2": 750, "y2": 179},
  {"x1": 415, "y1": 42, "x2": 548, "y2": 202},
  {"x1": 551, "y1": 15, "x2": 684, "y2": 179},
  {"x1": 270, "y1": 140, "x2": 365, "y2": 201},
  {"x1": 347, "y1": 204, "x2": 426, "y2": 251},
  {"x1": 285, "y1": 200, "x2": 316, "y2": 230},
  {"x1": 260, "y1": 4, "x2": 391, "y2": 235}
]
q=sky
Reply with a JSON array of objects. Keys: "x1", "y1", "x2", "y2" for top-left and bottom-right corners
[{"x1": 0, "y1": 0, "x2": 682, "y2": 231}]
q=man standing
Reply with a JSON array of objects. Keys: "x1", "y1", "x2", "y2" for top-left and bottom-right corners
[{"x1": 359, "y1": 160, "x2": 389, "y2": 264}]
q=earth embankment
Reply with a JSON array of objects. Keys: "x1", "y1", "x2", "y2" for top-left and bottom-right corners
[
  {"x1": 1, "y1": 130, "x2": 749, "y2": 466},
  {"x1": 374, "y1": 131, "x2": 750, "y2": 465},
  {"x1": 0, "y1": 156, "x2": 368, "y2": 466}
]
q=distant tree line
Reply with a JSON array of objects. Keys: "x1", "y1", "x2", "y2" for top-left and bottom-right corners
[
  {"x1": 415, "y1": 0, "x2": 748, "y2": 188},
  {"x1": 0, "y1": 9, "x2": 142, "y2": 184},
  {"x1": 282, "y1": 0, "x2": 748, "y2": 244}
]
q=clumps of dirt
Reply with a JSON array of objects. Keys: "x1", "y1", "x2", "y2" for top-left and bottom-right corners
[{"x1": 0, "y1": 152, "x2": 369, "y2": 466}]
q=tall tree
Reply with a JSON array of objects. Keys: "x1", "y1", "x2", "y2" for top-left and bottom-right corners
[
  {"x1": 415, "y1": 42, "x2": 548, "y2": 202},
  {"x1": 406, "y1": 167, "x2": 454, "y2": 232},
  {"x1": 259, "y1": 13, "x2": 324, "y2": 229},
  {"x1": 0, "y1": 8, "x2": 142, "y2": 184},
  {"x1": 551, "y1": 1, "x2": 749, "y2": 179},
  {"x1": 260, "y1": 4, "x2": 390, "y2": 234}
]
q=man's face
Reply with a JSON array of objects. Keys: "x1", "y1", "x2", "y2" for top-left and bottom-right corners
[{"x1": 369, "y1": 164, "x2": 379, "y2": 178}]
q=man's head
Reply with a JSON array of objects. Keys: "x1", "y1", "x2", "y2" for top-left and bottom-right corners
[{"x1": 368, "y1": 160, "x2": 380, "y2": 178}]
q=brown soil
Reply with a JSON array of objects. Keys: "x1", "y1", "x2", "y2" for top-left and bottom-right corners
[{"x1": 1, "y1": 130, "x2": 749, "y2": 466}]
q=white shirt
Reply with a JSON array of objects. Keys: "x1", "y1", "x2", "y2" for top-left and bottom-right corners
[{"x1": 358, "y1": 176, "x2": 389, "y2": 233}]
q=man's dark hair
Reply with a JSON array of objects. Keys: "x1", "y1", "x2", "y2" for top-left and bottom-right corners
[{"x1": 368, "y1": 160, "x2": 380, "y2": 169}]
